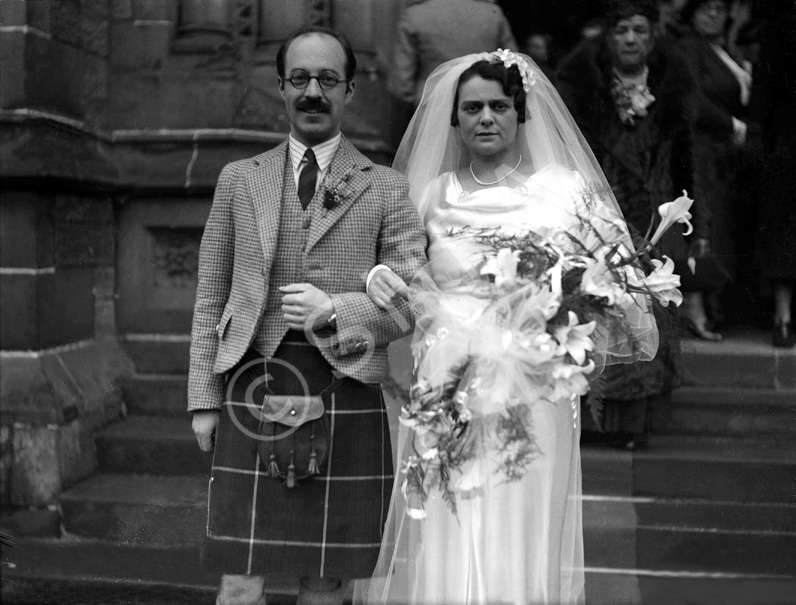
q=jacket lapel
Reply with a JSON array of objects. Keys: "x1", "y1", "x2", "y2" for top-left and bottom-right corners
[
  {"x1": 306, "y1": 137, "x2": 373, "y2": 252},
  {"x1": 248, "y1": 141, "x2": 288, "y2": 264}
]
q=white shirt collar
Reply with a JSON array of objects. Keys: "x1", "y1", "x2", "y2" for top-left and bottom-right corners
[{"x1": 288, "y1": 133, "x2": 342, "y2": 175}]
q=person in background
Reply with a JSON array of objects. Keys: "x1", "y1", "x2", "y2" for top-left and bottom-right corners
[
  {"x1": 557, "y1": 0, "x2": 703, "y2": 449},
  {"x1": 387, "y1": 0, "x2": 517, "y2": 149},
  {"x1": 678, "y1": 0, "x2": 754, "y2": 337},
  {"x1": 749, "y1": 4, "x2": 796, "y2": 348},
  {"x1": 523, "y1": 32, "x2": 557, "y2": 82},
  {"x1": 579, "y1": 18, "x2": 605, "y2": 40},
  {"x1": 657, "y1": 0, "x2": 689, "y2": 37}
]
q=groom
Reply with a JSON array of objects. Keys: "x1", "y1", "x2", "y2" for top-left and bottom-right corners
[{"x1": 188, "y1": 25, "x2": 427, "y2": 605}]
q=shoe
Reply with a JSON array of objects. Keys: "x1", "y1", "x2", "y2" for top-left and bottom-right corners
[
  {"x1": 686, "y1": 319, "x2": 723, "y2": 342},
  {"x1": 773, "y1": 321, "x2": 795, "y2": 348}
]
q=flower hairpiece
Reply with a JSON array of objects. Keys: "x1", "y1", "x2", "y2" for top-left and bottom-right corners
[{"x1": 491, "y1": 48, "x2": 537, "y2": 92}]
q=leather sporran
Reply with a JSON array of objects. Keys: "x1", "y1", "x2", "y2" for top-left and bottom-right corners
[{"x1": 258, "y1": 394, "x2": 330, "y2": 488}]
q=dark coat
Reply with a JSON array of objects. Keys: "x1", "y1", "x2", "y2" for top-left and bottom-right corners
[
  {"x1": 556, "y1": 37, "x2": 708, "y2": 255},
  {"x1": 677, "y1": 31, "x2": 749, "y2": 277},
  {"x1": 749, "y1": 12, "x2": 796, "y2": 280},
  {"x1": 678, "y1": 31, "x2": 745, "y2": 144},
  {"x1": 556, "y1": 38, "x2": 696, "y2": 404}
]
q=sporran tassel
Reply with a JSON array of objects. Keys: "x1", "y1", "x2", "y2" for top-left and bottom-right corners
[
  {"x1": 308, "y1": 424, "x2": 320, "y2": 475},
  {"x1": 286, "y1": 440, "x2": 296, "y2": 488},
  {"x1": 266, "y1": 451, "x2": 280, "y2": 478}
]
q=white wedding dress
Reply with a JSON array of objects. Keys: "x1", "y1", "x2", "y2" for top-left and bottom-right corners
[{"x1": 364, "y1": 164, "x2": 588, "y2": 605}]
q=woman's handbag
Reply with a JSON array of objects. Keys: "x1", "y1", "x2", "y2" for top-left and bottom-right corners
[{"x1": 257, "y1": 379, "x2": 340, "y2": 488}]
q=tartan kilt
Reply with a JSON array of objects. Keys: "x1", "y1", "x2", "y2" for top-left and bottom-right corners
[{"x1": 203, "y1": 334, "x2": 394, "y2": 579}]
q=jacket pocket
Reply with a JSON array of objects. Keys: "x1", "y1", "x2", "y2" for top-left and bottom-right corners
[{"x1": 215, "y1": 304, "x2": 234, "y2": 340}]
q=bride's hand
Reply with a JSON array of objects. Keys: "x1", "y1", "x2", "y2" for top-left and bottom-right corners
[{"x1": 367, "y1": 267, "x2": 409, "y2": 310}]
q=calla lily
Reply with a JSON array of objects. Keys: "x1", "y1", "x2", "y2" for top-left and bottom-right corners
[
  {"x1": 480, "y1": 248, "x2": 521, "y2": 289},
  {"x1": 650, "y1": 191, "x2": 694, "y2": 245},
  {"x1": 628, "y1": 256, "x2": 683, "y2": 307},
  {"x1": 554, "y1": 311, "x2": 597, "y2": 365}
]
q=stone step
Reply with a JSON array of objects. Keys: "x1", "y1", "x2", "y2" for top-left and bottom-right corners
[
  {"x1": 585, "y1": 570, "x2": 796, "y2": 605},
  {"x1": 120, "y1": 374, "x2": 188, "y2": 417},
  {"x1": 582, "y1": 437, "x2": 796, "y2": 504},
  {"x1": 95, "y1": 416, "x2": 211, "y2": 475},
  {"x1": 631, "y1": 436, "x2": 796, "y2": 504},
  {"x1": 120, "y1": 337, "x2": 190, "y2": 375},
  {"x1": 59, "y1": 472, "x2": 795, "y2": 576},
  {"x1": 583, "y1": 497, "x2": 796, "y2": 575},
  {"x1": 652, "y1": 386, "x2": 796, "y2": 436},
  {"x1": 680, "y1": 330, "x2": 796, "y2": 390},
  {"x1": 94, "y1": 418, "x2": 796, "y2": 504},
  {"x1": 120, "y1": 329, "x2": 796, "y2": 386},
  {"x1": 6, "y1": 540, "x2": 795, "y2": 605},
  {"x1": 60, "y1": 474, "x2": 207, "y2": 547}
]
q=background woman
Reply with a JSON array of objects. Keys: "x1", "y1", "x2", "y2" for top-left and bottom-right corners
[
  {"x1": 359, "y1": 50, "x2": 657, "y2": 605},
  {"x1": 679, "y1": 0, "x2": 753, "y2": 332},
  {"x1": 556, "y1": 0, "x2": 699, "y2": 448}
]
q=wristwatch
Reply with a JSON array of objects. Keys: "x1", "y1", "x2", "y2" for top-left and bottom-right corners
[{"x1": 327, "y1": 313, "x2": 338, "y2": 330}]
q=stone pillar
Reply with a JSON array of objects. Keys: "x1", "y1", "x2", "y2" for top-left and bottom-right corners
[
  {"x1": 0, "y1": 1, "x2": 133, "y2": 516},
  {"x1": 0, "y1": 191, "x2": 133, "y2": 511}
]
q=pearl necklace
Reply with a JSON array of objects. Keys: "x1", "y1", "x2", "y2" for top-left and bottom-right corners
[{"x1": 469, "y1": 155, "x2": 522, "y2": 186}]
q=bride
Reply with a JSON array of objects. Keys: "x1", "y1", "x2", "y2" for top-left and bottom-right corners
[{"x1": 358, "y1": 51, "x2": 658, "y2": 605}]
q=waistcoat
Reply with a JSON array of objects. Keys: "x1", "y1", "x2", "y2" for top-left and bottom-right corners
[{"x1": 253, "y1": 158, "x2": 318, "y2": 357}]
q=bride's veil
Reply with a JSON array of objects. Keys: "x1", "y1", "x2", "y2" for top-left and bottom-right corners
[{"x1": 354, "y1": 51, "x2": 658, "y2": 604}]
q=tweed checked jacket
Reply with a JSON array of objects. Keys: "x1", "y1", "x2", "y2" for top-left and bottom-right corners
[{"x1": 188, "y1": 137, "x2": 427, "y2": 411}]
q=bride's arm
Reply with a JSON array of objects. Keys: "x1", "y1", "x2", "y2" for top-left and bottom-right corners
[{"x1": 366, "y1": 265, "x2": 409, "y2": 310}]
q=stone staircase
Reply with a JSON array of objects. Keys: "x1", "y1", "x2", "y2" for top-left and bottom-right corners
[
  {"x1": 3, "y1": 330, "x2": 796, "y2": 604},
  {"x1": 580, "y1": 330, "x2": 796, "y2": 604}
]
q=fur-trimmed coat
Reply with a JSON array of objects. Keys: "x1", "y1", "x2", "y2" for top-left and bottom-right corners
[{"x1": 557, "y1": 36, "x2": 708, "y2": 254}]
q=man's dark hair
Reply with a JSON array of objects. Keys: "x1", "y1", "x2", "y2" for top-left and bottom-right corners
[
  {"x1": 603, "y1": 0, "x2": 659, "y2": 29},
  {"x1": 450, "y1": 60, "x2": 527, "y2": 127},
  {"x1": 276, "y1": 25, "x2": 357, "y2": 81}
]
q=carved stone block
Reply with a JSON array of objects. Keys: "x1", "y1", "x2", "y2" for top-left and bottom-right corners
[{"x1": 151, "y1": 227, "x2": 202, "y2": 290}]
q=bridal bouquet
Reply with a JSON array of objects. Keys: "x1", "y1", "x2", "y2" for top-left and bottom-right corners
[{"x1": 400, "y1": 191, "x2": 694, "y2": 517}]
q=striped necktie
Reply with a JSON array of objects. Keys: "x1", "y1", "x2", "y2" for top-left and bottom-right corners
[{"x1": 297, "y1": 148, "x2": 318, "y2": 210}]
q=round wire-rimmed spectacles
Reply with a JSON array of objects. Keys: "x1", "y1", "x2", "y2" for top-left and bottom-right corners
[{"x1": 283, "y1": 72, "x2": 349, "y2": 90}]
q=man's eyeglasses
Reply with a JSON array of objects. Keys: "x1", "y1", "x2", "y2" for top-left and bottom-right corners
[{"x1": 283, "y1": 72, "x2": 348, "y2": 90}]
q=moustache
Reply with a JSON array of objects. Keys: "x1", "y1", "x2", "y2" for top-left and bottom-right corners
[{"x1": 296, "y1": 99, "x2": 331, "y2": 113}]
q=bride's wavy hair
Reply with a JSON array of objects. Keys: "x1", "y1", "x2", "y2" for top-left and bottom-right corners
[{"x1": 450, "y1": 60, "x2": 527, "y2": 127}]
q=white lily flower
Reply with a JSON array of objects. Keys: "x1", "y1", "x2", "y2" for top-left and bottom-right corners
[
  {"x1": 535, "y1": 286, "x2": 562, "y2": 320},
  {"x1": 481, "y1": 248, "x2": 521, "y2": 289},
  {"x1": 629, "y1": 256, "x2": 683, "y2": 307},
  {"x1": 650, "y1": 190, "x2": 694, "y2": 245},
  {"x1": 580, "y1": 251, "x2": 626, "y2": 305},
  {"x1": 554, "y1": 311, "x2": 596, "y2": 365},
  {"x1": 550, "y1": 359, "x2": 595, "y2": 401}
]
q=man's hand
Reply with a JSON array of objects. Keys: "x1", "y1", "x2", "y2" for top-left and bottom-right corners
[
  {"x1": 192, "y1": 411, "x2": 220, "y2": 452},
  {"x1": 367, "y1": 267, "x2": 409, "y2": 310},
  {"x1": 279, "y1": 283, "x2": 334, "y2": 330}
]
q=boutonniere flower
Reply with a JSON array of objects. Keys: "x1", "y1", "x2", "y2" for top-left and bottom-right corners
[{"x1": 322, "y1": 174, "x2": 351, "y2": 214}]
